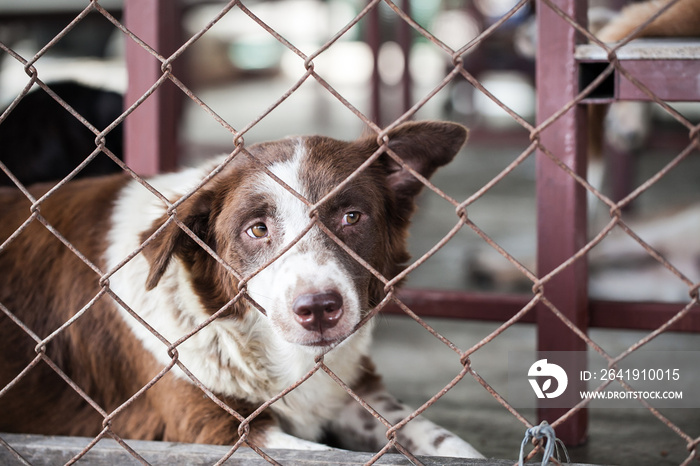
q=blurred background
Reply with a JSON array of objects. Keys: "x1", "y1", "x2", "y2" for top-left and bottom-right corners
[
  {"x1": 1, "y1": 1, "x2": 699, "y2": 463},
  {"x1": 1, "y1": 0, "x2": 697, "y2": 302}
]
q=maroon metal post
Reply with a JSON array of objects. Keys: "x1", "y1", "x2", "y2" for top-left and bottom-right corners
[
  {"x1": 398, "y1": 0, "x2": 412, "y2": 115},
  {"x1": 367, "y1": 0, "x2": 412, "y2": 126},
  {"x1": 367, "y1": 2, "x2": 381, "y2": 125},
  {"x1": 124, "y1": 0, "x2": 181, "y2": 176},
  {"x1": 535, "y1": 0, "x2": 589, "y2": 445}
]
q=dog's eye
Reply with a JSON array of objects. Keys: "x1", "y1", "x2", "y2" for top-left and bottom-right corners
[
  {"x1": 342, "y1": 211, "x2": 361, "y2": 226},
  {"x1": 246, "y1": 223, "x2": 268, "y2": 238}
]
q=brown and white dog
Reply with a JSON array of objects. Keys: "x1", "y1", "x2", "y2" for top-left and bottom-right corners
[{"x1": 0, "y1": 121, "x2": 483, "y2": 458}]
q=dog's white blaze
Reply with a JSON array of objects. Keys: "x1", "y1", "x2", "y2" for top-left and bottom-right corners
[
  {"x1": 106, "y1": 146, "x2": 372, "y2": 442},
  {"x1": 244, "y1": 139, "x2": 371, "y2": 439},
  {"x1": 246, "y1": 140, "x2": 363, "y2": 347}
]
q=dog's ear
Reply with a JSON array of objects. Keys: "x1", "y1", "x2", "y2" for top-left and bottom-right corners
[
  {"x1": 382, "y1": 121, "x2": 468, "y2": 216},
  {"x1": 364, "y1": 121, "x2": 467, "y2": 303},
  {"x1": 141, "y1": 189, "x2": 215, "y2": 290}
]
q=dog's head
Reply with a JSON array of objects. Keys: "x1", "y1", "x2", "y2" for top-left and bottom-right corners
[{"x1": 143, "y1": 121, "x2": 467, "y2": 350}]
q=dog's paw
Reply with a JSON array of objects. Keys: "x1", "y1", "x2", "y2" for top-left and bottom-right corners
[
  {"x1": 431, "y1": 435, "x2": 485, "y2": 459},
  {"x1": 605, "y1": 101, "x2": 651, "y2": 152},
  {"x1": 262, "y1": 429, "x2": 336, "y2": 451}
]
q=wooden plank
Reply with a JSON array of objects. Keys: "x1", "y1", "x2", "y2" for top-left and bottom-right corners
[{"x1": 0, "y1": 433, "x2": 602, "y2": 465}]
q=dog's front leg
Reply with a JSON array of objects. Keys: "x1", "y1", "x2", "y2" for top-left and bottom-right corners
[
  {"x1": 261, "y1": 426, "x2": 339, "y2": 451},
  {"x1": 329, "y1": 388, "x2": 483, "y2": 458}
]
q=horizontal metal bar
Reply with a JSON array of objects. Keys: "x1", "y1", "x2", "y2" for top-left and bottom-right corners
[
  {"x1": 389, "y1": 288, "x2": 537, "y2": 323},
  {"x1": 577, "y1": 40, "x2": 700, "y2": 103},
  {"x1": 590, "y1": 300, "x2": 700, "y2": 333},
  {"x1": 614, "y1": 59, "x2": 700, "y2": 101},
  {"x1": 576, "y1": 39, "x2": 700, "y2": 61},
  {"x1": 388, "y1": 288, "x2": 700, "y2": 333},
  {"x1": 578, "y1": 60, "x2": 700, "y2": 102}
]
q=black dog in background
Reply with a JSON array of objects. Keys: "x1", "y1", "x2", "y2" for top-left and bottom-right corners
[{"x1": 0, "y1": 81, "x2": 123, "y2": 186}]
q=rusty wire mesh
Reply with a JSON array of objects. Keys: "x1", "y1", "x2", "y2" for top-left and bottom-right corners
[{"x1": 0, "y1": 0, "x2": 699, "y2": 464}]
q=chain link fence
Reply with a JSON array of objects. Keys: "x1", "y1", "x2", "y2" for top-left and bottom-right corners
[{"x1": 1, "y1": 0, "x2": 699, "y2": 464}]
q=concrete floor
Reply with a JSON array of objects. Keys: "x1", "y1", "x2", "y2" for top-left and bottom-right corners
[
  {"x1": 179, "y1": 75, "x2": 700, "y2": 465},
  {"x1": 373, "y1": 316, "x2": 700, "y2": 465}
]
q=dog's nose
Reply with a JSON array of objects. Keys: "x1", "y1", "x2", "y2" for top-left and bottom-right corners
[{"x1": 292, "y1": 291, "x2": 343, "y2": 332}]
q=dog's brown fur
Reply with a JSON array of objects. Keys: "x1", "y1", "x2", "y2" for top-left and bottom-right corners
[
  {"x1": 0, "y1": 177, "x2": 279, "y2": 443},
  {"x1": 596, "y1": 0, "x2": 700, "y2": 43}
]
